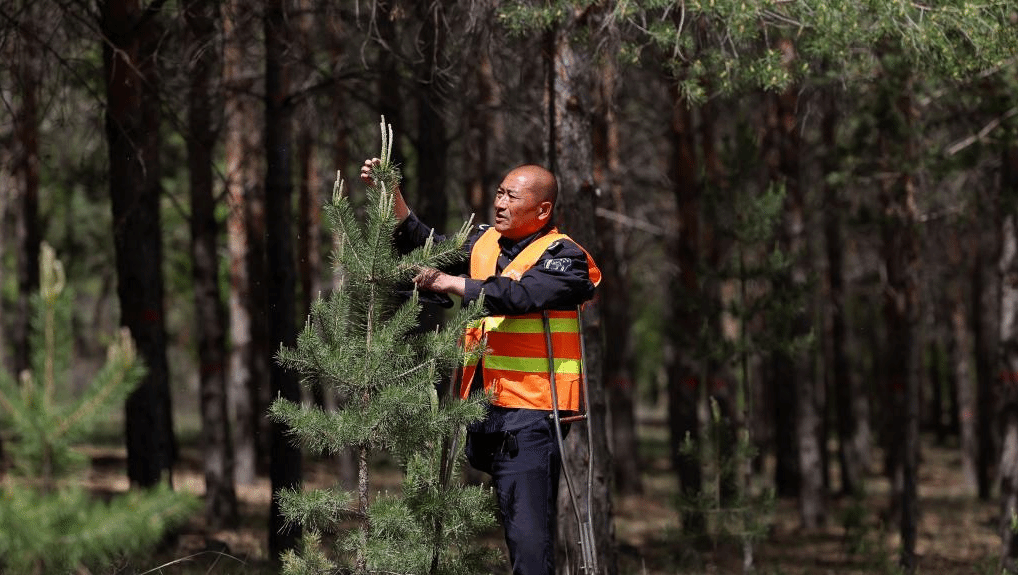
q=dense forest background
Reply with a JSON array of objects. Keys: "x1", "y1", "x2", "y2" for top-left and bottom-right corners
[{"x1": 2, "y1": 0, "x2": 1018, "y2": 573}]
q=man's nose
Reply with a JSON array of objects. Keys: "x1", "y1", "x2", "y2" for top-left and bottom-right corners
[{"x1": 494, "y1": 194, "x2": 508, "y2": 208}]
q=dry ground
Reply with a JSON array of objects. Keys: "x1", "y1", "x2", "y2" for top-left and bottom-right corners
[{"x1": 79, "y1": 410, "x2": 1002, "y2": 575}]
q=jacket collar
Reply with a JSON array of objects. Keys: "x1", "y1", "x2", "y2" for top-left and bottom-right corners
[{"x1": 496, "y1": 221, "x2": 557, "y2": 259}]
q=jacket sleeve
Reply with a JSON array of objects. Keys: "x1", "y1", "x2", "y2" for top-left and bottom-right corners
[
  {"x1": 393, "y1": 212, "x2": 475, "y2": 276},
  {"x1": 462, "y1": 238, "x2": 595, "y2": 315}
]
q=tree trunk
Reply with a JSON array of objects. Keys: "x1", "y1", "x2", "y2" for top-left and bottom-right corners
[
  {"x1": 766, "y1": 38, "x2": 824, "y2": 528},
  {"x1": 265, "y1": 0, "x2": 301, "y2": 557},
  {"x1": 545, "y1": 22, "x2": 618, "y2": 575},
  {"x1": 297, "y1": 126, "x2": 321, "y2": 320},
  {"x1": 463, "y1": 49, "x2": 501, "y2": 221},
  {"x1": 998, "y1": 143, "x2": 1018, "y2": 573},
  {"x1": 0, "y1": 161, "x2": 8, "y2": 376},
  {"x1": 593, "y1": 54, "x2": 642, "y2": 497},
  {"x1": 295, "y1": 0, "x2": 322, "y2": 325},
  {"x1": 185, "y1": 0, "x2": 238, "y2": 530},
  {"x1": 101, "y1": 0, "x2": 176, "y2": 487},
  {"x1": 414, "y1": 0, "x2": 448, "y2": 334},
  {"x1": 376, "y1": 1, "x2": 404, "y2": 170},
  {"x1": 224, "y1": 0, "x2": 267, "y2": 486},
  {"x1": 325, "y1": 17, "x2": 358, "y2": 490},
  {"x1": 947, "y1": 224, "x2": 978, "y2": 492},
  {"x1": 668, "y1": 81, "x2": 705, "y2": 536},
  {"x1": 876, "y1": 72, "x2": 921, "y2": 572},
  {"x1": 972, "y1": 141, "x2": 1003, "y2": 504},
  {"x1": 823, "y1": 90, "x2": 866, "y2": 496},
  {"x1": 13, "y1": 0, "x2": 41, "y2": 378},
  {"x1": 974, "y1": 220, "x2": 1001, "y2": 501}
]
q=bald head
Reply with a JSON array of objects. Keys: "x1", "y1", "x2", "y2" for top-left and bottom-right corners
[
  {"x1": 493, "y1": 165, "x2": 558, "y2": 240},
  {"x1": 506, "y1": 164, "x2": 558, "y2": 206}
]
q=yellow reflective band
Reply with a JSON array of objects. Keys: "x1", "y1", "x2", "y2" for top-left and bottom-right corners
[
  {"x1": 484, "y1": 355, "x2": 582, "y2": 375},
  {"x1": 484, "y1": 317, "x2": 579, "y2": 334}
]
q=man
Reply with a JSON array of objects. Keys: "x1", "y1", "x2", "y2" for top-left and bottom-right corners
[{"x1": 361, "y1": 158, "x2": 600, "y2": 575}]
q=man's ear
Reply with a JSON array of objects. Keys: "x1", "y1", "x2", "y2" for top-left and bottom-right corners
[{"x1": 538, "y1": 201, "x2": 553, "y2": 220}]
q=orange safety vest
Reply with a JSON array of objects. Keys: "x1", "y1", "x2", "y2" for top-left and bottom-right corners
[{"x1": 460, "y1": 227, "x2": 602, "y2": 411}]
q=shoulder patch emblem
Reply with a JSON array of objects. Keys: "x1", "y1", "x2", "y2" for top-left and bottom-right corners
[{"x1": 544, "y1": 257, "x2": 572, "y2": 272}]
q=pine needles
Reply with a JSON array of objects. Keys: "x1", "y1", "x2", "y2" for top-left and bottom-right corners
[
  {"x1": 0, "y1": 243, "x2": 198, "y2": 574},
  {"x1": 270, "y1": 119, "x2": 496, "y2": 575}
]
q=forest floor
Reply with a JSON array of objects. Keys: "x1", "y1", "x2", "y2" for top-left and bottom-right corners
[{"x1": 82, "y1": 405, "x2": 1002, "y2": 575}]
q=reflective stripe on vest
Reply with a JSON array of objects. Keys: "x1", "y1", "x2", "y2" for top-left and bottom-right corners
[{"x1": 460, "y1": 228, "x2": 600, "y2": 411}]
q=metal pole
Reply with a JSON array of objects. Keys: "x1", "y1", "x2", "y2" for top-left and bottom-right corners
[{"x1": 544, "y1": 310, "x2": 599, "y2": 574}]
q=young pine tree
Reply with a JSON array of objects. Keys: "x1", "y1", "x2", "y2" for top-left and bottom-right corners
[
  {"x1": 269, "y1": 120, "x2": 497, "y2": 575},
  {"x1": 0, "y1": 243, "x2": 197, "y2": 574}
]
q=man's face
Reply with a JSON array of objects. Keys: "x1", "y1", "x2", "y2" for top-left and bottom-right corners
[{"x1": 493, "y1": 170, "x2": 552, "y2": 240}]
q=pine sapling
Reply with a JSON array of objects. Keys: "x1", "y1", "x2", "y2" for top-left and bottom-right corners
[
  {"x1": 0, "y1": 243, "x2": 197, "y2": 574},
  {"x1": 270, "y1": 118, "x2": 497, "y2": 575}
]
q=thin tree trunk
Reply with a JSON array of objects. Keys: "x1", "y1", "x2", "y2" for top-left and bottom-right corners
[
  {"x1": 876, "y1": 75, "x2": 921, "y2": 572},
  {"x1": 326, "y1": 17, "x2": 358, "y2": 490},
  {"x1": 101, "y1": 0, "x2": 176, "y2": 487},
  {"x1": 297, "y1": 129, "x2": 321, "y2": 320},
  {"x1": 767, "y1": 38, "x2": 824, "y2": 528},
  {"x1": 998, "y1": 143, "x2": 1018, "y2": 573},
  {"x1": 823, "y1": 90, "x2": 865, "y2": 496},
  {"x1": 13, "y1": 0, "x2": 41, "y2": 378},
  {"x1": 224, "y1": 0, "x2": 265, "y2": 486},
  {"x1": 185, "y1": 0, "x2": 238, "y2": 530},
  {"x1": 296, "y1": 0, "x2": 321, "y2": 325},
  {"x1": 973, "y1": 146, "x2": 1003, "y2": 502},
  {"x1": 464, "y1": 50, "x2": 501, "y2": 221},
  {"x1": 376, "y1": 1, "x2": 403, "y2": 170},
  {"x1": 414, "y1": 0, "x2": 448, "y2": 334},
  {"x1": 948, "y1": 224, "x2": 978, "y2": 492},
  {"x1": 974, "y1": 222, "x2": 1000, "y2": 501},
  {"x1": 0, "y1": 160, "x2": 9, "y2": 377},
  {"x1": 668, "y1": 81, "x2": 705, "y2": 537},
  {"x1": 594, "y1": 57, "x2": 642, "y2": 497},
  {"x1": 545, "y1": 21, "x2": 618, "y2": 575},
  {"x1": 265, "y1": 0, "x2": 301, "y2": 557}
]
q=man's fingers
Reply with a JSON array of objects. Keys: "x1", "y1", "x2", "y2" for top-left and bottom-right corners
[
  {"x1": 359, "y1": 158, "x2": 381, "y2": 183},
  {"x1": 413, "y1": 267, "x2": 440, "y2": 289}
]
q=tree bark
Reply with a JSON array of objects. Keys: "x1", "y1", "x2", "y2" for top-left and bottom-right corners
[
  {"x1": 876, "y1": 73, "x2": 921, "y2": 572},
  {"x1": 295, "y1": 0, "x2": 321, "y2": 327},
  {"x1": 997, "y1": 142, "x2": 1018, "y2": 573},
  {"x1": 593, "y1": 56, "x2": 642, "y2": 496},
  {"x1": 185, "y1": 0, "x2": 238, "y2": 530},
  {"x1": 974, "y1": 168, "x2": 1002, "y2": 501},
  {"x1": 13, "y1": 0, "x2": 41, "y2": 378},
  {"x1": 766, "y1": 38, "x2": 824, "y2": 528},
  {"x1": 545, "y1": 21, "x2": 618, "y2": 575},
  {"x1": 668, "y1": 81, "x2": 705, "y2": 537},
  {"x1": 947, "y1": 224, "x2": 978, "y2": 492},
  {"x1": 823, "y1": 90, "x2": 867, "y2": 496},
  {"x1": 101, "y1": 0, "x2": 176, "y2": 487},
  {"x1": 224, "y1": 0, "x2": 267, "y2": 486},
  {"x1": 325, "y1": 13, "x2": 358, "y2": 491},
  {"x1": 414, "y1": 0, "x2": 449, "y2": 334},
  {"x1": 0, "y1": 161, "x2": 8, "y2": 377},
  {"x1": 463, "y1": 49, "x2": 501, "y2": 221},
  {"x1": 265, "y1": 0, "x2": 301, "y2": 557}
]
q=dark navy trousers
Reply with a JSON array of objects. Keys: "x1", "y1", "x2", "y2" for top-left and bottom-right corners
[{"x1": 466, "y1": 418, "x2": 564, "y2": 575}]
